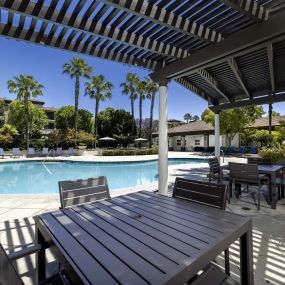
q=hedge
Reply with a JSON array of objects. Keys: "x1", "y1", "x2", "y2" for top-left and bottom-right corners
[{"x1": 102, "y1": 148, "x2": 158, "y2": 156}]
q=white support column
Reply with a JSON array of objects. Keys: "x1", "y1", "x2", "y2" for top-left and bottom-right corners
[
  {"x1": 214, "y1": 112, "x2": 220, "y2": 161},
  {"x1": 158, "y1": 80, "x2": 168, "y2": 196}
]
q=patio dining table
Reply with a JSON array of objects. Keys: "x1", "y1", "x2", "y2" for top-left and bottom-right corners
[{"x1": 35, "y1": 191, "x2": 253, "y2": 285}]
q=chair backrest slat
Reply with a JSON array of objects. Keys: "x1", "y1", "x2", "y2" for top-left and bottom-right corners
[
  {"x1": 0, "y1": 244, "x2": 24, "y2": 285},
  {"x1": 59, "y1": 176, "x2": 110, "y2": 208},
  {"x1": 173, "y1": 178, "x2": 227, "y2": 210},
  {"x1": 247, "y1": 157, "x2": 272, "y2": 165},
  {"x1": 208, "y1": 157, "x2": 220, "y2": 174},
  {"x1": 229, "y1": 162, "x2": 259, "y2": 183}
]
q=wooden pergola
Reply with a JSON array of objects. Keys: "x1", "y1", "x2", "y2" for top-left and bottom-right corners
[{"x1": 1, "y1": 0, "x2": 285, "y2": 195}]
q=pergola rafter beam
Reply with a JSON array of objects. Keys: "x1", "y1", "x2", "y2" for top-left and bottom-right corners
[
  {"x1": 267, "y1": 44, "x2": 276, "y2": 93},
  {"x1": 176, "y1": 78, "x2": 216, "y2": 105},
  {"x1": 100, "y1": 0, "x2": 223, "y2": 43},
  {"x1": 197, "y1": 69, "x2": 231, "y2": 101},
  {"x1": 0, "y1": 0, "x2": 188, "y2": 59},
  {"x1": 0, "y1": 21, "x2": 159, "y2": 70},
  {"x1": 227, "y1": 58, "x2": 251, "y2": 98},
  {"x1": 151, "y1": 10, "x2": 285, "y2": 81},
  {"x1": 219, "y1": 0, "x2": 269, "y2": 22}
]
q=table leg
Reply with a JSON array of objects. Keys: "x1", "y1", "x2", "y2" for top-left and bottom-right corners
[
  {"x1": 240, "y1": 229, "x2": 254, "y2": 285},
  {"x1": 36, "y1": 227, "x2": 46, "y2": 283},
  {"x1": 271, "y1": 175, "x2": 277, "y2": 210}
]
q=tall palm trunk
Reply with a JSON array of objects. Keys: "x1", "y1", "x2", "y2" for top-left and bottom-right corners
[
  {"x1": 149, "y1": 92, "x2": 155, "y2": 148},
  {"x1": 24, "y1": 93, "x2": 29, "y2": 150},
  {"x1": 139, "y1": 94, "x2": 143, "y2": 138},
  {"x1": 131, "y1": 97, "x2": 135, "y2": 135},
  {"x1": 94, "y1": 93, "x2": 100, "y2": 148},
  {"x1": 74, "y1": 75, "x2": 79, "y2": 147}
]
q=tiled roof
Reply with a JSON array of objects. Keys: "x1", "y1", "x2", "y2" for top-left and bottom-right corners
[{"x1": 247, "y1": 116, "x2": 285, "y2": 128}]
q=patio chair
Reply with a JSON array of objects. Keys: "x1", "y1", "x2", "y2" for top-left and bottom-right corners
[
  {"x1": 236, "y1": 146, "x2": 245, "y2": 157},
  {"x1": 173, "y1": 178, "x2": 230, "y2": 276},
  {"x1": 245, "y1": 146, "x2": 257, "y2": 156},
  {"x1": 0, "y1": 242, "x2": 67, "y2": 285},
  {"x1": 247, "y1": 157, "x2": 272, "y2": 165},
  {"x1": 55, "y1": 147, "x2": 63, "y2": 156},
  {"x1": 207, "y1": 157, "x2": 228, "y2": 183},
  {"x1": 229, "y1": 162, "x2": 269, "y2": 210},
  {"x1": 66, "y1": 147, "x2": 74, "y2": 156},
  {"x1": 58, "y1": 176, "x2": 110, "y2": 208},
  {"x1": 27, "y1": 147, "x2": 36, "y2": 157},
  {"x1": 41, "y1": 147, "x2": 49, "y2": 157},
  {"x1": 12, "y1": 148, "x2": 21, "y2": 158},
  {"x1": 225, "y1": 146, "x2": 234, "y2": 156},
  {"x1": 0, "y1": 148, "x2": 9, "y2": 158}
]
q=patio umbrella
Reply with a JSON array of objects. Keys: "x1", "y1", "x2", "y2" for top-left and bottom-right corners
[{"x1": 99, "y1": 137, "x2": 116, "y2": 148}]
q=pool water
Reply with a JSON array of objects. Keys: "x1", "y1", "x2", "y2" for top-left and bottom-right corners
[{"x1": 0, "y1": 158, "x2": 203, "y2": 194}]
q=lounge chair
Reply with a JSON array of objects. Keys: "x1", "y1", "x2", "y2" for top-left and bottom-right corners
[
  {"x1": 12, "y1": 148, "x2": 21, "y2": 158},
  {"x1": 66, "y1": 147, "x2": 74, "y2": 156},
  {"x1": 27, "y1": 147, "x2": 36, "y2": 157},
  {"x1": 0, "y1": 242, "x2": 67, "y2": 285},
  {"x1": 41, "y1": 147, "x2": 49, "y2": 157},
  {"x1": 236, "y1": 146, "x2": 245, "y2": 157},
  {"x1": 173, "y1": 178, "x2": 230, "y2": 276},
  {"x1": 0, "y1": 148, "x2": 10, "y2": 158},
  {"x1": 58, "y1": 176, "x2": 110, "y2": 208},
  {"x1": 245, "y1": 146, "x2": 257, "y2": 156},
  {"x1": 225, "y1": 146, "x2": 234, "y2": 156},
  {"x1": 55, "y1": 147, "x2": 63, "y2": 156}
]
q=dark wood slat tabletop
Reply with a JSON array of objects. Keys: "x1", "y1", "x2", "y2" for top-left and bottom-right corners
[{"x1": 35, "y1": 191, "x2": 253, "y2": 285}]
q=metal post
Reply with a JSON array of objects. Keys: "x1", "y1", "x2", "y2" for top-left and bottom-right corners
[
  {"x1": 215, "y1": 112, "x2": 220, "y2": 161},
  {"x1": 158, "y1": 80, "x2": 168, "y2": 196},
  {"x1": 269, "y1": 103, "x2": 272, "y2": 135}
]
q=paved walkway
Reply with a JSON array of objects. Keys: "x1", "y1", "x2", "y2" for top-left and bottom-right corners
[{"x1": 0, "y1": 153, "x2": 284, "y2": 284}]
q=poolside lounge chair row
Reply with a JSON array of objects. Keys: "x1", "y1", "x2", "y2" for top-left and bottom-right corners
[
  {"x1": 221, "y1": 146, "x2": 257, "y2": 157},
  {"x1": 0, "y1": 147, "x2": 74, "y2": 158}
]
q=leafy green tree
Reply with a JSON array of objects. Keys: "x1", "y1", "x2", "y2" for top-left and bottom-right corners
[
  {"x1": 8, "y1": 100, "x2": 48, "y2": 140},
  {"x1": 0, "y1": 98, "x2": 6, "y2": 127},
  {"x1": 85, "y1": 75, "x2": 113, "y2": 141},
  {"x1": 97, "y1": 108, "x2": 134, "y2": 139},
  {"x1": 272, "y1": 111, "x2": 281, "y2": 117},
  {"x1": 55, "y1": 106, "x2": 93, "y2": 133},
  {"x1": 135, "y1": 77, "x2": 147, "y2": 137},
  {"x1": 201, "y1": 106, "x2": 264, "y2": 146},
  {"x1": 7, "y1": 75, "x2": 44, "y2": 149},
  {"x1": 145, "y1": 79, "x2": 158, "y2": 147},
  {"x1": 62, "y1": 58, "x2": 93, "y2": 146},
  {"x1": 184, "y1": 113, "x2": 192, "y2": 123},
  {"x1": 193, "y1": 115, "x2": 200, "y2": 121},
  {"x1": 120, "y1": 73, "x2": 138, "y2": 135},
  {"x1": 0, "y1": 124, "x2": 18, "y2": 147}
]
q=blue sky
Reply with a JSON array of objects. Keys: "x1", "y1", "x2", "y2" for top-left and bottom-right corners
[{"x1": 0, "y1": 37, "x2": 284, "y2": 120}]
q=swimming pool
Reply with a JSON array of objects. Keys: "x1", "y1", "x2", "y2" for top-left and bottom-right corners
[{"x1": 0, "y1": 158, "x2": 204, "y2": 194}]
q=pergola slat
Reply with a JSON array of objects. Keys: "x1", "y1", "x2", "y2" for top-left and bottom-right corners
[
  {"x1": 100, "y1": 0, "x2": 223, "y2": 43},
  {"x1": 0, "y1": 0, "x2": 188, "y2": 59},
  {"x1": 267, "y1": 44, "x2": 276, "y2": 93},
  {"x1": 219, "y1": 0, "x2": 269, "y2": 22}
]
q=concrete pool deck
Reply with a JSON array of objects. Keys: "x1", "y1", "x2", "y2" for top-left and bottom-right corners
[{"x1": 0, "y1": 152, "x2": 284, "y2": 284}]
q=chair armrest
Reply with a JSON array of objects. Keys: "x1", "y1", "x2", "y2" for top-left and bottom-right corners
[{"x1": 8, "y1": 243, "x2": 42, "y2": 261}]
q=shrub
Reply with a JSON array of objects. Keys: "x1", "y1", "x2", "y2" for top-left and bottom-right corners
[
  {"x1": 102, "y1": 148, "x2": 158, "y2": 156},
  {"x1": 259, "y1": 147, "x2": 285, "y2": 163}
]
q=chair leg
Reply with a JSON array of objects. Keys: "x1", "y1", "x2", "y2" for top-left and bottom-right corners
[
  {"x1": 228, "y1": 180, "x2": 232, "y2": 204},
  {"x1": 224, "y1": 249, "x2": 230, "y2": 276},
  {"x1": 257, "y1": 181, "x2": 261, "y2": 210},
  {"x1": 278, "y1": 187, "x2": 281, "y2": 200}
]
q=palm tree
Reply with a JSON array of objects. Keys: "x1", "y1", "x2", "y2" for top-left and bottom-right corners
[
  {"x1": 120, "y1": 73, "x2": 138, "y2": 135},
  {"x1": 184, "y1": 113, "x2": 192, "y2": 123},
  {"x1": 7, "y1": 75, "x2": 44, "y2": 149},
  {"x1": 135, "y1": 78, "x2": 147, "y2": 138},
  {"x1": 145, "y1": 79, "x2": 158, "y2": 147},
  {"x1": 85, "y1": 75, "x2": 113, "y2": 145},
  {"x1": 62, "y1": 58, "x2": 93, "y2": 147}
]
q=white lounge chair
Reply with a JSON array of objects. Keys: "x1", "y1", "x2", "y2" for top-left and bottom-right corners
[
  {"x1": 41, "y1": 147, "x2": 49, "y2": 157},
  {"x1": 12, "y1": 148, "x2": 21, "y2": 158},
  {"x1": 55, "y1": 147, "x2": 63, "y2": 156},
  {"x1": 27, "y1": 147, "x2": 36, "y2": 157},
  {"x1": 66, "y1": 147, "x2": 74, "y2": 156}
]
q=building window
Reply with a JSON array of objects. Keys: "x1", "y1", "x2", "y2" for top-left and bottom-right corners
[
  {"x1": 195, "y1": 140, "x2": 200, "y2": 146},
  {"x1": 177, "y1": 139, "x2": 181, "y2": 146}
]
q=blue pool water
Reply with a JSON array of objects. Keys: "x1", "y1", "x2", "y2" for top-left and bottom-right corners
[{"x1": 0, "y1": 158, "x2": 203, "y2": 194}]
